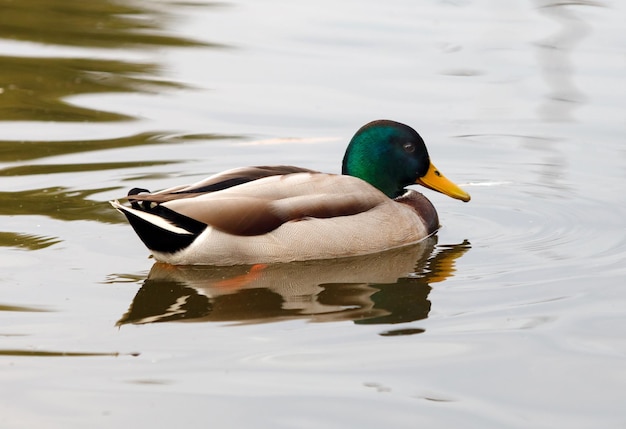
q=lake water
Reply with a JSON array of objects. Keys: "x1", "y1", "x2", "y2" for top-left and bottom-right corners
[{"x1": 1, "y1": 0, "x2": 625, "y2": 427}]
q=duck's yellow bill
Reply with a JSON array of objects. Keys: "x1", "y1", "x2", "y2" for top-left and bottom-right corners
[{"x1": 416, "y1": 162, "x2": 471, "y2": 202}]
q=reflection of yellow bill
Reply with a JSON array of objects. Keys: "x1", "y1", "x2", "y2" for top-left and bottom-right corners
[{"x1": 416, "y1": 162, "x2": 471, "y2": 202}]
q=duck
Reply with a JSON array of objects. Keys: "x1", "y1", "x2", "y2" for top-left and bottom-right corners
[{"x1": 110, "y1": 120, "x2": 470, "y2": 265}]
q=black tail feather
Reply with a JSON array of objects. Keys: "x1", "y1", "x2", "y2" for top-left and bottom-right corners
[
  {"x1": 119, "y1": 205, "x2": 207, "y2": 254},
  {"x1": 128, "y1": 188, "x2": 151, "y2": 209}
]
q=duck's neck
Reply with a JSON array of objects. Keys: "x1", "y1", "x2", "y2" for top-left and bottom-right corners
[{"x1": 342, "y1": 138, "x2": 404, "y2": 199}]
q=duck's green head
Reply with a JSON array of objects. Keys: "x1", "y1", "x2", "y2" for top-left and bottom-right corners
[{"x1": 342, "y1": 120, "x2": 470, "y2": 201}]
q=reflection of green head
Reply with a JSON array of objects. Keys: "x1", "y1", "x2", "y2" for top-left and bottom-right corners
[{"x1": 342, "y1": 120, "x2": 431, "y2": 198}]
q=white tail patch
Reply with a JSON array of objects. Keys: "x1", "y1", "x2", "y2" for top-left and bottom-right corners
[{"x1": 110, "y1": 200, "x2": 194, "y2": 235}]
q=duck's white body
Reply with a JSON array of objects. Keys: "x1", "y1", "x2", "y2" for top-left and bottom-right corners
[{"x1": 111, "y1": 170, "x2": 438, "y2": 265}]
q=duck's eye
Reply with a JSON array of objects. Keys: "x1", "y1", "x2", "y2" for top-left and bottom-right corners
[{"x1": 402, "y1": 142, "x2": 415, "y2": 153}]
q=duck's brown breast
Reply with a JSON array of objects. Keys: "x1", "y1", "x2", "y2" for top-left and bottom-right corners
[{"x1": 395, "y1": 190, "x2": 440, "y2": 235}]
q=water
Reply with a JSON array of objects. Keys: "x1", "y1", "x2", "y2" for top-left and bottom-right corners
[{"x1": 1, "y1": 0, "x2": 625, "y2": 427}]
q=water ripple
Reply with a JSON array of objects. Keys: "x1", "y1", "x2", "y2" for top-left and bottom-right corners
[{"x1": 451, "y1": 182, "x2": 626, "y2": 285}]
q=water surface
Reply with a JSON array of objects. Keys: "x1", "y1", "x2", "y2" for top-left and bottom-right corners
[{"x1": 1, "y1": 0, "x2": 625, "y2": 428}]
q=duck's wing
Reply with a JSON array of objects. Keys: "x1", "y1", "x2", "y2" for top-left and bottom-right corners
[
  {"x1": 158, "y1": 173, "x2": 389, "y2": 236},
  {"x1": 128, "y1": 165, "x2": 319, "y2": 204}
]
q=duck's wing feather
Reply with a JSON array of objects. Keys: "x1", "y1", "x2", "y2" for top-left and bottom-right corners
[
  {"x1": 161, "y1": 173, "x2": 389, "y2": 236},
  {"x1": 128, "y1": 166, "x2": 318, "y2": 204}
]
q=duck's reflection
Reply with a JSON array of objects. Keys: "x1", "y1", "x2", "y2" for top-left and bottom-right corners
[{"x1": 118, "y1": 237, "x2": 470, "y2": 329}]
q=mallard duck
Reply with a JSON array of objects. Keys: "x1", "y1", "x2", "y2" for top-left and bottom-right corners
[{"x1": 111, "y1": 120, "x2": 470, "y2": 265}]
